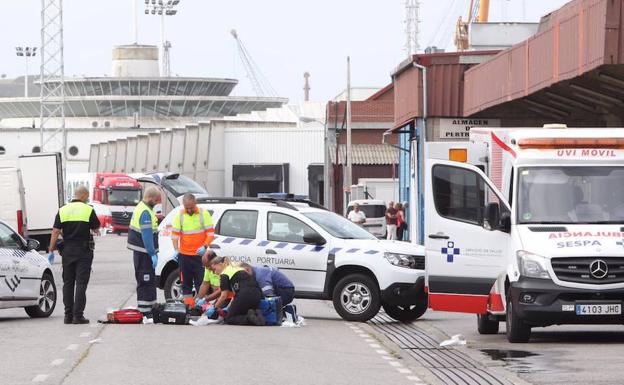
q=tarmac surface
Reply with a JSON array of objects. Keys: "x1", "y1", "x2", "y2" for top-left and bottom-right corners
[{"x1": 0, "y1": 236, "x2": 622, "y2": 385}]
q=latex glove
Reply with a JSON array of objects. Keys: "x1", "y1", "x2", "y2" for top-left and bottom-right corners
[
  {"x1": 173, "y1": 251, "x2": 179, "y2": 262},
  {"x1": 47, "y1": 251, "x2": 55, "y2": 264},
  {"x1": 150, "y1": 254, "x2": 158, "y2": 269},
  {"x1": 196, "y1": 246, "x2": 206, "y2": 256},
  {"x1": 205, "y1": 306, "x2": 216, "y2": 317},
  {"x1": 196, "y1": 298, "x2": 206, "y2": 307}
]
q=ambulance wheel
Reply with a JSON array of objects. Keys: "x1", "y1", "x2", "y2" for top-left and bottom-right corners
[
  {"x1": 477, "y1": 313, "x2": 500, "y2": 334},
  {"x1": 382, "y1": 299, "x2": 427, "y2": 323},
  {"x1": 332, "y1": 274, "x2": 381, "y2": 322},
  {"x1": 164, "y1": 268, "x2": 183, "y2": 301},
  {"x1": 506, "y1": 297, "x2": 531, "y2": 343},
  {"x1": 25, "y1": 272, "x2": 57, "y2": 318}
]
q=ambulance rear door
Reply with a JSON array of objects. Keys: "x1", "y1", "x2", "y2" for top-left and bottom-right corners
[{"x1": 425, "y1": 159, "x2": 511, "y2": 314}]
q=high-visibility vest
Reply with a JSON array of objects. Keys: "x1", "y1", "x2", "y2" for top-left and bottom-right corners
[
  {"x1": 127, "y1": 201, "x2": 159, "y2": 254},
  {"x1": 59, "y1": 201, "x2": 93, "y2": 223},
  {"x1": 221, "y1": 265, "x2": 245, "y2": 293},
  {"x1": 171, "y1": 208, "x2": 214, "y2": 255}
]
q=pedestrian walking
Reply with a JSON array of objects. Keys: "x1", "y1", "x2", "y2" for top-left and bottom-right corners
[
  {"x1": 171, "y1": 193, "x2": 215, "y2": 306},
  {"x1": 127, "y1": 187, "x2": 161, "y2": 317},
  {"x1": 385, "y1": 201, "x2": 398, "y2": 240},
  {"x1": 48, "y1": 186, "x2": 100, "y2": 324}
]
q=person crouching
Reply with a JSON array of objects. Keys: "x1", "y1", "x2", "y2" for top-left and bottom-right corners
[{"x1": 209, "y1": 256, "x2": 265, "y2": 326}]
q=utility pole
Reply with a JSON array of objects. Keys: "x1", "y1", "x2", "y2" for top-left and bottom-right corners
[
  {"x1": 40, "y1": 0, "x2": 67, "y2": 176},
  {"x1": 303, "y1": 72, "x2": 310, "y2": 102},
  {"x1": 145, "y1": 0, "x2": 180, "y2": 77},
  {"x1": 344, "y1": 56, "x2": 352, "y2": 214}
]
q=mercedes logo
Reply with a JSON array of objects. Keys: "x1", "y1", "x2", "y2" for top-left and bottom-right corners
[
  {"x1": 122, "y1": 212, "x2": 129, "y2": 219},
  {"x1": 589, "y1": 259, "x2": 608, "y2": 279}
]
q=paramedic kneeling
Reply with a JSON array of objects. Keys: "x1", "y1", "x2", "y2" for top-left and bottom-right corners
[
  {"x1": 209, "y1": 256, "x2": 265, "y2": 326},
  {"x1": 241, "y1": 263, "x2": 295, "y2": 306},
  {"x1": 196, "y1": 250, "x2": 222, "y2": 302}
]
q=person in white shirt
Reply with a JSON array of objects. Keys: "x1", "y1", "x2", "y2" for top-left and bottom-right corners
[{"x1": 348, "y1": 203, "x2": 366, "y2": 225}]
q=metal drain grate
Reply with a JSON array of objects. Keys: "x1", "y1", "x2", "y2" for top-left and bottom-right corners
[{"x1": 369, "y1": 314, "x2": 512, "y2": 385}]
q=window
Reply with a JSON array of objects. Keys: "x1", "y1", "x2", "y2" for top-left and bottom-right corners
[
  {"x1": 268, "y1": 212, "x2": 319, "y2": 244},
  {"x1": 217, "y1": 210, "x2": 258, "y2": 239},
  {"x1": 0, "y1": 224, "x2": 22, "y2": 249},
  {"x1": 304, "y1": 212, "x2": 376, "y2": 240},
  {"x1": 69, "y1": 146, "x2": 79, "y2": 156},
  {"x1": 432, "y1": 165, "x2": 504, "y2": 226}
]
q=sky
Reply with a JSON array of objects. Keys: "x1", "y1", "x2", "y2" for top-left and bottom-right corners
[{"x1": 0, "y1": 0, "x2": 570, "y2": 103}]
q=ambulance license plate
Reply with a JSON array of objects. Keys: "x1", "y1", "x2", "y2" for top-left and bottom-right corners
[{"x1": 575, "y1": 304, "x2": 621, "y2": 315}]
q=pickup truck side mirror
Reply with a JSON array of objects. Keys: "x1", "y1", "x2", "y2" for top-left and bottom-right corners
[
  {"x1": 26, "y1": 238, "x2": 40, "y2": 251},
  {"x1": 484, "y1": 202, "x2": 500, "y2": 231},
  {"x1": 303, "y1": 233, "x2": 326, "y2": 246}
]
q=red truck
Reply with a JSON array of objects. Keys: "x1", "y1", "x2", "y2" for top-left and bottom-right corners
[
  {"x1": 93, "y1": 173, "x2": 142, "y2": 233},
  {"x1": 67, "y1": 172, "x2": 142, "y2": 234}
]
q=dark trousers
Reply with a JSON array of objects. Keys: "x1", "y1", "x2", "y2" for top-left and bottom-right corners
[
  {"x1": 61, "y1": 244, "x2": 93, "y2": 318},
  {"x1": 276, "y1": 287, "x2": 294, "y2": 306},
  {"x1": 179, "y1": 254, "x2": 203, "y2": 297},
  {"x1": 225, "y1": 287, "x2": 262, "y2": 325},
  {"x1": 133, "y1": 251, "x2": 156, "y2": 314},
  {"x1": 397, "y1": 224, "x2": 405, "y2": 241}
]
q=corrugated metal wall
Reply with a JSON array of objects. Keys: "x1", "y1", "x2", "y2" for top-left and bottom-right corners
[{"x1": 464, "y1": 0, "x2": 620, "y2": 116}]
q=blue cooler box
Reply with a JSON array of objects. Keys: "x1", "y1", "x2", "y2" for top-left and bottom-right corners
[{"x1": 258, "y1": 297, "x2": 283, "y2": 326}]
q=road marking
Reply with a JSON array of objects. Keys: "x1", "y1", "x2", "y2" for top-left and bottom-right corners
[
  {"x1": 369, "y1": 343, "x2": 381, "y2": 349},
  {"x1": 66, "y1": 344, "x2": 79, "y2": 351},
  {"x1": 32, "y1": 374, "x2": 49, "y2": 382},
  {"x1": 79, "y1": 332, "x2": 91, "y2": 338},
  {"x1": 381, "y1": 355, "x2": 393, "y2": 360},
  {"x1": 388, "y1": 360, "x2": 402, "y2": 367},
  {"x1": 364, "y1": 338, "x2": 375, "y2": 343},
  {"x1": 397, "y1": 368, "x2": 412, "y2": 374},
  {"x1": 407, "y1": 375, "x2": 423, "y2": 382},
  {"x1": 375, "y1": 349, "x2": 388, "y2": 355},
  {"x1": 50, "y1": 359, "x2": 64, "y2": 366}
]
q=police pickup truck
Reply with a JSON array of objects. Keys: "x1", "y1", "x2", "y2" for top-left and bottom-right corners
[{"x1": 155, "y1": 197, "x2": 426, "y2": 322}]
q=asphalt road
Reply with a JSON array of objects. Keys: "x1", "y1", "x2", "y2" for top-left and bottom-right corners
[{"x1": 1, "y1": 236, "x2": 622, "y2": 385}]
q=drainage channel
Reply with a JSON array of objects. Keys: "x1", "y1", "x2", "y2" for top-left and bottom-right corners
[{"x1": 369, "y1": 314, "x2": 512, "y2": 385}]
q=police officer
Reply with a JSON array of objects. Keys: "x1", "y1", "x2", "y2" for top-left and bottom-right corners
[
  {"x1": 48, "y1": 186, "x2": 100, "y2": 324},
  {"x1": 127, "y1": 187, "x2": 161, "y2": 317},
  {"x1": 171, "y1": 193, "x2": 215, "y2": 305}
]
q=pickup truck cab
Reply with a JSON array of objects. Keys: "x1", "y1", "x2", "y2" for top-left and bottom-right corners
[{"x1": 156, "y1": 197, "x2": 427, "y2": 322}]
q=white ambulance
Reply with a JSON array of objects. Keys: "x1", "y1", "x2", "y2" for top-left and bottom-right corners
[{"x1": 425, "y1": 127, "x2": 624, "y2": 342}]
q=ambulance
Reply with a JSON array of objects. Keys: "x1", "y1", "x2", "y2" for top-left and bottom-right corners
[{"x1": 424, "y1": 126, "x2": 624, "y2": 342}]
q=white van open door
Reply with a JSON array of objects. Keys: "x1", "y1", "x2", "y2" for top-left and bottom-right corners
[{"x1": 425, "y1": 159, "x2": 511, "y2": 314}]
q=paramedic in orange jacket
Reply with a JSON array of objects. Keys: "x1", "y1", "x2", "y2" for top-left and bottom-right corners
[{"x1": 171, "y1": 193, "x2": 215, "y2": 304}]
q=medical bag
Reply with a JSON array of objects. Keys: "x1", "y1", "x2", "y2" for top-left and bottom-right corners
[
  {"x1": 152, "y1": 301, "x2": 190, "y2": 325},
  {"x1": 258, "y1": 296, "x2": 283, "y2": 326},
  {"x1": 105, "y1": 309, "x2": 144, "y2": 324}
]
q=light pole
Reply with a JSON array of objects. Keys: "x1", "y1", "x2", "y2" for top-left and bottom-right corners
[
  {"x1": 15, "y1": 46, "x2": 37, "y2": 98},
  {"x1": 144, "y1": 0, "x2": 180, "y2": 77},
  {"x1": 299, "y1": 116, "x2": 329, "y2": 207}
]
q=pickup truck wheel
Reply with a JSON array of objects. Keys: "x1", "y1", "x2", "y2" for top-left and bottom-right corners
[
  {"x1": 477, "y1": 313, "x2": 500, "y2": 334},
  {"x1": 506, "y1": 297, "x2": 531, "y2": 343},
  {"x1": 332, "y1": 274, "x2": 381, "y2": 322},
  {"x1": 163, "y1": 268, "x2": 183, "y2": 301},
  {"x1": 382, "y1": 298, "x2": 427, "y2": 323},
  {"x1": 25, "y1": 272, "x2": 57, "y2": 318}
]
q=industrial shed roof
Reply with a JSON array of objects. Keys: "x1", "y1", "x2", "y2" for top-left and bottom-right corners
[{"x1": 329, "y1": 144, "x2": 398, "y2": 165}]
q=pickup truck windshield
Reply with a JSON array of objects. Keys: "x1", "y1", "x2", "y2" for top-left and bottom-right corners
[
  {"x1": 161, "y1": 175, "x2": 207, "y2": 197},
  {"x1": 108, "y1": 189, "x2": 141, "y2": 206},
  {"x1": 518, "y1": 166, "x2": 624, "y2": 224},
  {"x1": 304, "y1": 212, "x2": 377, "y2": 240}
]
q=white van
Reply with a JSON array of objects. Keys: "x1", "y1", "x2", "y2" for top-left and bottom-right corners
[
  {"x1": 0, "y1": 153, "x2": 64, "y2": 249},
  {"x1": 424, "y1": 127, "x2": 624, "y2": 342},
  {"x1": 347, "y1": 199, "x2": 388, "y2": 238}
]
